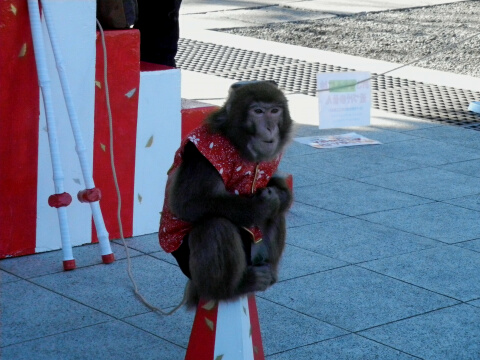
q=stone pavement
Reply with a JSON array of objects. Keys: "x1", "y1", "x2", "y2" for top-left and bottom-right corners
[{"x1": 2, "y1": 1, "x2": 480, "y2": 359}]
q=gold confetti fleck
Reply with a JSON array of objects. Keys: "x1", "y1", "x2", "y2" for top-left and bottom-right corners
[
  {"x1": 125, "y1": 88, "x2": 136, "y2": 98},
  {"x1": 73, "y1": 178, "x2": 81, "y2": 185},
  {"x1": 145, "y1": 135, "x2": 154, "y2": 148},
  {"x1": 205, "y1": 317, "x2": 214, "y2": 331},
  {"x1": 18, "y1": 43, "x2": 27, "y2": 57},
  {"x1": 10, "y1": 4, "x2": 17, "y2": 15},
  {"x1": 100, "y1": 143, "x2": 106, "y2": 152},
  {"x1": 215, "y1": 355, "x2": 224, "y2": 360},
  {"x1": 138, "y1": 194, "x2": 142, "y2": 203},
  {"x1": 95, "y1": 81, "x2": 102, "y2": 89},
  {"x1": 202, "y1": 300, "x2": 216, "y2": 311}
]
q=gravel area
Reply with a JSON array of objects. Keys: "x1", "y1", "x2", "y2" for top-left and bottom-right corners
[{"x1": 223, "y1": 1, "x2": 480, "y2": 77}]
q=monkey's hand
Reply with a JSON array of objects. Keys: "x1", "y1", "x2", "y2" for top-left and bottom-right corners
[
  {"x1": 253, "y1": 187, "x2": 281, "y2": 222},
  {"x1": 240, "y1": 264, "x2": 277, "y2": 294},
  {"x1": 266, "y1": 176, "x2": 293, "y2": 213}
]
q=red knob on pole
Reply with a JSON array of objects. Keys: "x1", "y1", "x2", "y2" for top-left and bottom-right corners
[
  {"x1": 48, "y1": 192, "x2": 73, "y2": 208},
  {"x1": 77, "y1": 188, "x2": 102, "y2": 203}
]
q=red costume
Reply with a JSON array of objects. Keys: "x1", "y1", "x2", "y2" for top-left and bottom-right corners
[{"x1": 159, "y1": 125, "x2": 281, "y2": 253}]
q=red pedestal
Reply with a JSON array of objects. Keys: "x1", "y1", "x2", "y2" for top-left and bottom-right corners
[
  {"x1": 181, "y1": 106, "x2": 219, "y2": 140},
  {"x1": 93, "y1": 30, "x2": 140, "y2": 242},
  {"x1": 0, "y1": 0, "x2": 39, "y2": 258}
]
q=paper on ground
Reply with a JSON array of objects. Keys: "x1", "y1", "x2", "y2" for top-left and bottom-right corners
[{"x1": 294, "y1": 132, "x2": 381, "y2": 149}]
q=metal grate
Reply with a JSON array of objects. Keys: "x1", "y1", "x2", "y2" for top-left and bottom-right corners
[{"x1": 177, "y1": 39, "x2": 480, "y2": 130}]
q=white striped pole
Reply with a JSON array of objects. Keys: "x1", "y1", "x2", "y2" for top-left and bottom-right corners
[
  {"x1": 27, "y1": 0, "x2": 75, "y2": 270},
  {"x1": 40, "y1": 0, "x2": 114, "y2": 264}
]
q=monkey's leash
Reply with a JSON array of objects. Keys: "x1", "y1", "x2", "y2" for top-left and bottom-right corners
[
  {"x1": 27, "y1": 0, "x2": 114, "y2": 269},
  {"x1": 185, "y1": 295, "x2": 265, "y2": 360}
]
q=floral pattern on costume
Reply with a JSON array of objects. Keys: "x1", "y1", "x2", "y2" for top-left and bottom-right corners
[{"x1": 159, "y1": 125, "x2": 281, "y2": 253}]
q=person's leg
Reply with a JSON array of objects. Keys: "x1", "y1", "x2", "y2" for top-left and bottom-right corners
[{"x1": 136, "y1": 0, "x2": 182, "y2": 67}]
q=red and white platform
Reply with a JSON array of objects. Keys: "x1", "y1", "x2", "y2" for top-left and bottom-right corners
[{"x1": 0, "y1": 0, "x2": 181, "y2": 259}]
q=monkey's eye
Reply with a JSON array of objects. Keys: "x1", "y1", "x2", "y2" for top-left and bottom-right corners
[
  {"x1": 270, "y1": 108, "x2": 281, "y2": 114},
  {"x1": 253, "y1": 108, "x2": 264, "y2": 114}
]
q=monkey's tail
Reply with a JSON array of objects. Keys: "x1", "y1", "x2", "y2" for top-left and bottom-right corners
[{"x1": 185, "y1": 281, "x2": 201, "y2": 309}]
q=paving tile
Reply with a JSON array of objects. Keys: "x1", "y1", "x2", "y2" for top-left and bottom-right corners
[
  {"x1": 371, "y1": 112, "x2": 440, "y2": 132},
  {"x1": 124, "y1": 306, "x2": 195, "y2": 348},
  {"x1": 256, "y1": 297, "x2": 348, "y2": 355},
  {"x1": 0, "y1": 242, "x2": 142, "y2": 279},
  {"x1": 283, "y1": 140, "x2": 326, "y2": 157},
  {"x1": 360, "y1": 167, "x2": 480, "y2": 201},
  {"x1": 282, "y1": 0, "x2": 439, "y2": 14},
  {"x1": 1, "y1": 280, "x2": 110, "y2": 347},
  {"x1": 261, "y1": 266, "x2": 457, "y2": 332},
  {"x1": 286, "y1": 201, "x2": 345, "y2": 227},
  {"x1": 360, "y1": 304, "x2": 480, "y2": 360},
  {"x1": 439, "y1": 159, "x2": 480, "y2": 178},
  {"x1": 267, "y1": 334, "x2": 418, "y2": 360},
  {"x1": 294, "y1": 180, "x2": 429, "y2": 216},
  {"x1": 0, "y1": 269, "x2": 20, "y2": 283},
  {"x1": 286, "y1": 217, "x2": 439, "y2": 263},
  {"x1": 1, "y1": 320, "x2": 184, "y2": 360},
  {"x1": 407, "y1": 125, "x2": 480, "y2": 150},
  {"x1": 456, "y1": 239, "x2": 480, "y2": 253},
  {"x1": 278, "y1": 244, "x2": 347, "y2": 280},
  {"x1": 150, "y1": 250, "x2": 180, "y2": 266},
  {"x1": 278, "y1": 161, "x2": 344, "y2": 188},
  {"x1": 288, "y1": 147, "x2": 423, "y2": 180},
  {"x1": 222, "y1": 6, "x2": 333, "y2": 25},
  {"x1": 352, "y1": 138, "x2": 480, "y2": 166},
  {"x1": 113, "y1": 232, "x2": 161, "y2": 254},
  {"x1": 359, "y1": 202, "x2": 480, "y2": 243},
  {"x1": 31, "y1": 255, "x2": 188, "y2": 319},
  {"x1": 360, "y1": 245, "x2": 480, "y2": 301},
  {"x1": 182, "y1": 13, "x2": 256, "y2": 29},
  {"x1": 445, "y1": 193, "x2": 480, "y2": 212},
  {"x1": 469, "y1": 300, "x2": 480, "y2": 308}
]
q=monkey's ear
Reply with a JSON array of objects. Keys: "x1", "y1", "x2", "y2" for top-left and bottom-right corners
[{"x1": 206, "y1": 108, "x2": 229, "y2": 130}]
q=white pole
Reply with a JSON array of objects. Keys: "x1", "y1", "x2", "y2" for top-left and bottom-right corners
[
  {"x1": 40, "y1": 0, "x2": 114, "y2": 264},
  {"x1": 27, "y1": 0, "x2": 75, "y2": 270}
]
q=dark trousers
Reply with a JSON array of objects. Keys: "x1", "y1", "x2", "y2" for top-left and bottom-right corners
[{"x1": 136, "y1": 0, "x2": 182, "y2": 67}]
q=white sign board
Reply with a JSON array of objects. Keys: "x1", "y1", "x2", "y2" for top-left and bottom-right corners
[{"x1": 317, "y1": 72, "x2": 371, "y2": 129}]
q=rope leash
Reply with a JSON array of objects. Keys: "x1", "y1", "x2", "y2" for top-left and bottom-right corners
[{"x1": 97, "y1": 19, "x2": 187, "y2": 315}]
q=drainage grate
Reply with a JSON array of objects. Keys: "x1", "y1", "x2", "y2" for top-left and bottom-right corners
[{"x1": 177, "y1": 39, "x2": 480, "y2": 130}]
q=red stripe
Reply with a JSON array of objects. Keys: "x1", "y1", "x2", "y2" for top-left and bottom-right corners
[
  {"x1": 185, "y1": 299, "x2": 219, "y2": 360},
  {"x1": 0, "y1": 0, "x2": 39, "y2": 258},
  {"x1": 92, "y1": 30, "x2": 140, "y2": 241},
  {"x1": 181, "y1": 106, "x2": 218, "y2": 140},
  {"x1": 249, "y1": 295, "x2": 266, "y2": 360}
]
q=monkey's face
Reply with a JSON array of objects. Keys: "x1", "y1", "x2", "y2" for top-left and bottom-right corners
[
  {"x1": 245, "y1": 102, "x2": 283, "y2": 162},
  {"x1": 206, "y1": 81, "x2": 293, "y2": 163}
]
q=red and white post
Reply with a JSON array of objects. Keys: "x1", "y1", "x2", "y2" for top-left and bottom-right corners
[{"x1": 185, "y1": 295, "x2": 265, "y2": 360}]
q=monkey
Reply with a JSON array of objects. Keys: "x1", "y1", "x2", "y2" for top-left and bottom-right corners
[{"x1": 158, "y1": 80, "x2": 293, "y2": 307}]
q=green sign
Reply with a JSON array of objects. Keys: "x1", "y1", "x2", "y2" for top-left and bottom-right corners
[{"x1": 329, "y1": 80, "x2": 357, "y2": 93}]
